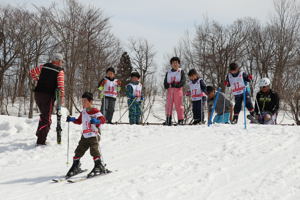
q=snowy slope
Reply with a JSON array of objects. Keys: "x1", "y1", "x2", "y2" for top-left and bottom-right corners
[{"x1": 0, "y1": 113, "x2": 300, "y2": 200}]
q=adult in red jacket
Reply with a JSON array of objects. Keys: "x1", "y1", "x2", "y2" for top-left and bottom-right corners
[{"x1": 30, "y1": 53, "x2": 65, "y2": 145}]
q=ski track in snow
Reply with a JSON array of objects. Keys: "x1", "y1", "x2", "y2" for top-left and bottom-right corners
[{"x1": 0, "y1": 115, "x2": 300, "y2": 200}]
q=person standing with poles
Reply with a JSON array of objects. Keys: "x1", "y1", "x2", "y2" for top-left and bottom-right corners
[
  {"x1": 65, "y1": 92, "x2": 108, "y2": 178},
  {"x1": 98, "y1": 67, "x2": 121, "y2": 124},
  {"x1": 186, "y1": 69, "x2": 207, "y2": 125},
  {"x1": 163, "y1": 57, "x2": 186, "y2": 126},
  {"x1": 224, "y1": 62, "x2": 255, "y2": 124},
  {"x1": 29, "y1": 53, "x2": 65, "y2": 146},
  {"x1": 126, "y1": 72, "x2": 143, "y2": 125}
]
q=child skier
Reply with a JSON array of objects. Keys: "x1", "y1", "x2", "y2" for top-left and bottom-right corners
[
  {"x1": 126, "y1": 72, "x2": 143, "y2": 125},
  {"x1": 98, "y1": 67, "x2": 121, "y2": 124},
  {"x1": 186, "y1": 69, "x2": 207, "y2": 125},
  {"x1": 163, "y1": 57, "x2": 186, "y2": 126},
  {"x1": 224, "y1": 62, "x2": 255, "y2": 124},
  {"x1": 66, "y1": 92, "x2": 109, "y2": 178},
  {"x1": 207, "y1": 86, "x2": 233, "y2": 124}
]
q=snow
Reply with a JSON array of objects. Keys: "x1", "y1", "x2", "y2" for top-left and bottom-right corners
[{"x1": 0, "y1": 111, "x2": 300, "y2": 200}]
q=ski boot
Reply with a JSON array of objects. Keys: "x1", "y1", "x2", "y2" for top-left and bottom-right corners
[
  {"x1": 66, "y1": 159, "x2": 83, "y2": 178},
  {"x1": 231, "y1": 115, "x2": 238, "y2": 124},
  {"x1": 177, "y1": 120, "x2": 184, "y2": 125},
  {"x1": 87, "y1": 159, "x2": 110, "y2": 178},
  {"x1": 192, "y1": 119, "x2": 201, "y2": 125},
  {"x1": 163, "y1": 116, "x2": 172, "y2": 126},
  {"x1": 247, "y1": 114, "x2": 259, "y2": 124}
]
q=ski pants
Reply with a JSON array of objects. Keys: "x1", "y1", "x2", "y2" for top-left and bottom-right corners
[
  {"x1": 192, "y1": 100, "x2": 204, "y2": 121},
  {"x1": 234, "y1": 92, "x2": 254, "y2": 116},
  {"x1": 35, "y1": 92, "x2": 55, "y2": 145},
  {"x1": 257, "y1": 112, "x2": 277, "y2": 125},
  {"x1": 165, "y1": 88, "x2": 184, "y2": 120},
  {"x1": 101, "y1": 96, "x2": 116, "y2": 123},
  {"x1": 213, "y1": 113, "x2": 230, "y2": 124},
  {"x1": 74, "y1": 135, "x2": 101, "y2": 159},
  {"x1": 128, "y1": 99, "x2": 142, "y2": 124}
]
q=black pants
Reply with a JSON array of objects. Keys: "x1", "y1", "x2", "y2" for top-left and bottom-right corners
[
  {"x1": 35, "y1": 92, "x2": 55, "y2": 144},
  {"x1": 234, "y1": 92, "x2": 254, "y2": 115},
  {"x1": 74, "y1": 135, "x2": 101, "y2": 158},
  {"x1": 101, "y1": 96, "x2": 116, "y2": 123},
  {"x1": 192, "y1": 100, "x2": 203, "y2": 121}
]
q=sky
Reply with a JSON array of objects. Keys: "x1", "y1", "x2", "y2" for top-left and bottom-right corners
[{"x1": 0, "y1": 0, "x2": 276, "y2": 67}]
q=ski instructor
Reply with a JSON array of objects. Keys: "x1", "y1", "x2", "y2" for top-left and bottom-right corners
[{"x1": 30, "y1": 53, "x2": 65, "y2": 145}]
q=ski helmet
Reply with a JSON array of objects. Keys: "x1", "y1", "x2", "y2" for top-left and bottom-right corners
[{"x1": 258, "y1": 78, "x2": 271, "y2": 87}]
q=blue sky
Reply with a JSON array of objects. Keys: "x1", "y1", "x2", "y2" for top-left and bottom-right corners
[{"x1": 0, "y1": 0, "x2": 275, "y2": 67}]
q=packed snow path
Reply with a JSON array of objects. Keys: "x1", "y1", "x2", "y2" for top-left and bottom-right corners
[{"x1": 0, "y1": 115, "x2": 300, "y2": 200}]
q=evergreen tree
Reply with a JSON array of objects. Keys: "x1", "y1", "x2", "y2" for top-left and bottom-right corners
[{"x1": 116, "y1": 52, "x2": 133, "y2": 96}]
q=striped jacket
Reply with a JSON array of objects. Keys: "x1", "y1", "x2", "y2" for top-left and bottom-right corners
[{"x1": 30, "y1": 63, "x2": 64, "y2": 97}]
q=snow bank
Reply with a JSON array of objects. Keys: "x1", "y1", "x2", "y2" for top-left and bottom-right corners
[{"x1": 0, "y1": 114, "x2": 299, "y2": 200}]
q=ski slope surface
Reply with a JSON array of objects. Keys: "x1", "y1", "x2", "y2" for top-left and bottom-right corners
[{"x1": 0, "y1": 114, "x2": 300, "y2": 200}]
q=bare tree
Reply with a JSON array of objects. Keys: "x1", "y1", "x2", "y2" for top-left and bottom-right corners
[{"x1": 128, "y1": 38, "x2": 157, "y2": 123}]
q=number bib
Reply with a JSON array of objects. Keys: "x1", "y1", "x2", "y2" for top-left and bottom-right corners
[
  {"x1": 228, "y1": 72, "x2": 246, "y2": 95},
  {"x1": 167, "y1": 69, "x2": 182, "y2": 84},
  {"x1": 128, "y1": 83, "x2": 142, "y2": 102},
  {"x1": 81, "y1": 109, "x2": 102, "y2": 138},
  {"x1": 188, "y1": 79, "x2": 205, "y2": 101},
  {"x1": 103, "y1": 78, "x2": 118, "y2": 98}
]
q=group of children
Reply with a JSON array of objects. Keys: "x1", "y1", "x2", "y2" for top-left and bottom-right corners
[
  {"x1": 164, "y1": 57, "x2": 280, "y2": 126},
  {"x1": 64, "y1": 57, "x2": 280, "y2": 179}
]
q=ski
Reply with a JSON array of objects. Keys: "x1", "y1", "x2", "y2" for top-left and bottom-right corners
[
  {"x1": 56, "y1": 89, "x2": 62, "y2": 144},
  {"x1": 51, "y1": 169, "x2": 88, "y2": 183},
  {"x1": 67, "y1": 170, "x2": 113, "y2": 183},
  {"x1": 112, "y1": 122, "x2": 163, "y2": 125}
]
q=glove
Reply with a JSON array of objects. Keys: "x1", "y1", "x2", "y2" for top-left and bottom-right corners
[
  {"x1": 98, "y1": 86, "x2": 104, "y2": 91},
  {"x1": 224, "y1": 80, "x2": 229, "y2": 86},
  {"x1": 248, "y1": 74, "x2": 253, "y2": 81},
  {"x1": 140, "y1": 97, "x2": 144, "y2": 101},
  {"x1": 66, "y1": 116, "x2": 76, "y2": 122},
  {"x1": 90, "y1": 118, "x2": 101, "y2": 124},
  {"x1": 117, "y1": 86, "x2": 121, "y2": 92},
  {"x1": 185, "y1": 91, "x2": 191, "y2": 96}
]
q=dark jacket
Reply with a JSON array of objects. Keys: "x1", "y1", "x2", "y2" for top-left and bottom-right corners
[
  {"x1": 255, "y1": 89, "x2": 279, "y2": 115},
  {"x1": 164, "y1": 69, "x2": 186, "y2": 89},
  {"x1": 34, "y1": 63, "x2": 63, "y2": 96}
]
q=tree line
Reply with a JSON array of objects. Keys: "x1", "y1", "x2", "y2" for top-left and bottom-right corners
[
  {"x1": 0, "y1": 0, "x2": 157, "y2": 119},
  {"x1": 171, "y1": 0, "x2": 300, "y2": 124}
]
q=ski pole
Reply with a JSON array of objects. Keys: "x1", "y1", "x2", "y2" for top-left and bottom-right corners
[
  {"x1": 208, "y1": 87, "x2": 221, "y2": 127},
  {"x1": 56, "y1": 89, "x2": 62, "y2": 144},
  {"x1": 117, "y1": 97, "x2": 137, "y2": 123},
  {"x1": 243, "y1": 88, "x2": 247, "y2": 129}
]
